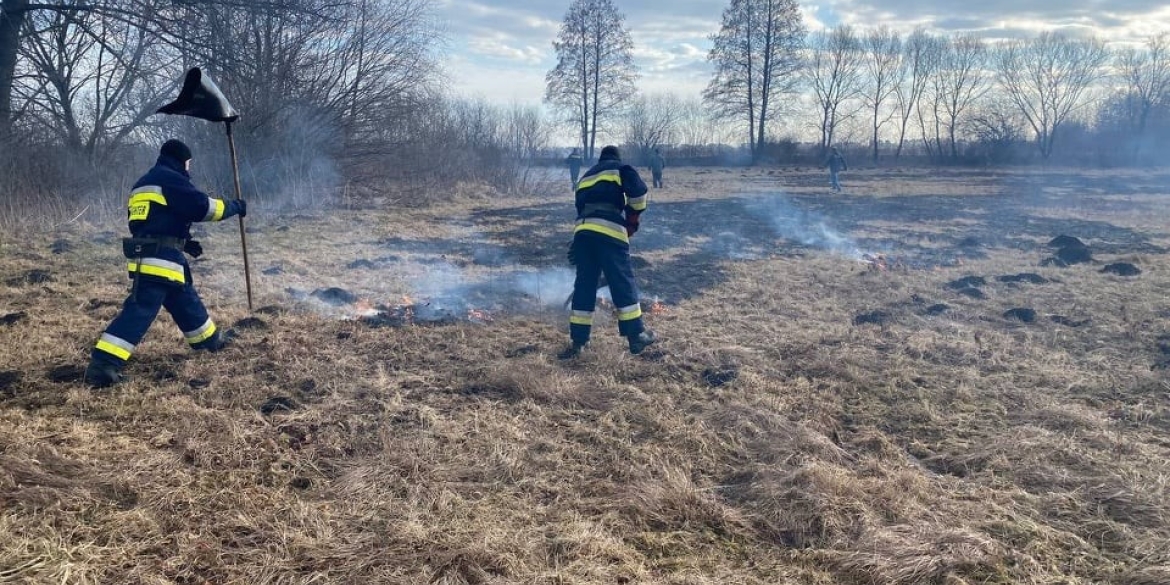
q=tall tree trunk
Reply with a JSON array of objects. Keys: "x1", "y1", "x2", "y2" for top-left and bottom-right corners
[{"x1": 0, "y1": 0, "x2": 28, "y2": 139}]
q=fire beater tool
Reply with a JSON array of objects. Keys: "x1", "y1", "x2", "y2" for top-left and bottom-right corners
[{"x1": 156, "y1": 67, "x2": 254, "y2": 311}]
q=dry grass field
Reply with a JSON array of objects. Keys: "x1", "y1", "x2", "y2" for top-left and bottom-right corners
[{"x1": 2, "y1": 166, "x2": 1169, "y2": 584}]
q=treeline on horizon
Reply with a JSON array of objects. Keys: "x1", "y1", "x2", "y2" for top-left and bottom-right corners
[{"x1": 0, "y1": 0, "x2": 1166, "y2": 221}]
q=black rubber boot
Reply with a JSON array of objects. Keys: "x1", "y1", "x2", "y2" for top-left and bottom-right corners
[
  {"x1": 627, "y1": 330, "x2": 658, "y2": 355},
  {"x1": 195, "y1": 329, "x2": 237, "y2": 353},
  {"x1": 557, "y1": 342, "x2": 588, "y2": 360},
  {"x1": 84, "y1": 360, "x2": 125, "y2": 389}
]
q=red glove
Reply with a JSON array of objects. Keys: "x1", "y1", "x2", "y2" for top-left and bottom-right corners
[{"x1": 625, "y1": 211, "x2": 641, "y2": 236}]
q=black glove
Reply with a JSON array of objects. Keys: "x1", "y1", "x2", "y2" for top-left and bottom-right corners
[
  {"x1": 566, "y1": 240, "x2": 577, "y2": 265},
  {"x1": 184, "y1": 239, "x2": 203, "y2": 258},
  {"x1": 625, "y1": 210, "x2": 641, "y2": 236},
  {"x1": 236, "y1": 199, "x2": 247, "y2": 218}
]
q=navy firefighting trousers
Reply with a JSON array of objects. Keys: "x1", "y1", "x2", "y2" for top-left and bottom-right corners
[
  {"x1": 569, "y1": 231, "x2": 644, "y2": 344},
  {"x1": 92, "y1": 267, "x2": 219, "y2": 367}
]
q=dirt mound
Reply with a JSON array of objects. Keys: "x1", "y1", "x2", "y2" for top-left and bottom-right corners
[
  {"x1": 957, "y1": 236, "x2": 982, "y2": 249},
  {"x1": 997, "y1": 273, "x2": 1048, "y2": 284},
  {"x1": 1003, "y1": 308, "x2": 1036, "y2": 322},
  {"x1": 233, "y1": 317, "x2": 269, "y2": 330},
  {"x1": 260, "y1": 396, "x2": 299, "y2": 415},
  {"x1": 0, "y1": 370, "x2": 20, "y2": 398},
  {"x1": 1102, "y1": 262, "x2": 1141, "y2": 276},
  {"x1": 702, "y1": 367, "x2": 739, "y2": 387},
  {"x1": 46, "y1": 364, "x2": 84, "y2": 383},
  {"x1": 1055, "y1": 245, "x2": 1093, "y2": 265},
  {"x1": 1048, "y1": 235, "x2": 1085, "y2": 248},
  {"x1": 955, "y1": 287, "x2": 986, "y2": 300},
  {"x1": 853, "y1": 310, "x2": 893, "y2": 326},
  {"x1": 5, "y1": 269, "x2": 52, "y2": 286},
  {"x1": 1, "y1": 311, "x2": 27, "y2": 326},
  {"x1": 310, "y1": 287, "x2": 358, "y2": 306},
  {"x1": 262, "y1": 265, "x2": 284, "y2": 275},
  {"x1": 946, "y1": 276, "x2": 986, "y2": 290},
  {"x1": 1050, "y1": 315, "x2": 1090, "y2": 328},
  {"x1": 49, "y1": 239, "x2": 73, "y2": 254},
  {"x1": 924, "y1": 303, "x2": 950, "y2": 316}
]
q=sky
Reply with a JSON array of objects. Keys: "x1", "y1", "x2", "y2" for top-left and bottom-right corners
[{"x1": 434, "y1": 0, "x2": 1170, "y2": 107}]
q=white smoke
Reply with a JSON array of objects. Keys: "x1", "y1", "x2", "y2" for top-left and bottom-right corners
[{"x1": 747, "y1": 192, "x2": 865, "y2": 259}]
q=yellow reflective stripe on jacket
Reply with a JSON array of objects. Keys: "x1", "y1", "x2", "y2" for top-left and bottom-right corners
[
  {"x1": 617, "y1": 304, "x2": 643, "y2": 321},
  {"x1": 94, "y1": 333, "x2": 135, "y2": 361},
  {"x1": 183, "y1": 319, "x2": 217, "y2": 344},
  {"x1": 576, "y1": 169, "x2": 621, "y2": 191},
  {"x1": 128, "y1": 187, "x2": 166, "y2": 221},
  {"x1": 627, "y1": 194, "x2": 648, "y2": 211},
  {"x1": 127, "y1": 257, "x2": 186, "y2": 283},
  {"x1": 203, "y1": 198, "x2": 226, "y2": 221},
  {"x1": 569, "y1": 310, "x2": 593, "y2": 325},
  {"x1": 574, "y1": 218, "x2": 628, "y2": 243}
]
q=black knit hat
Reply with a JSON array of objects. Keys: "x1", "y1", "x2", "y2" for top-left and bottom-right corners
[
  {"x1": 160, "y1": 139, "x2": 192, "y2": 162},
  {"x1": 599, "y1": 145, "x2": 621, "y2": 161}
]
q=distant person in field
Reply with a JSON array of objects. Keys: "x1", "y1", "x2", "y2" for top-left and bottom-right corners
[
  {"x1": 84, "y1": 139, "x2": 247, "y2": 388},
  {"x1": 562, "y1": 145, "x2": 657, "y2": 359},
  {"x1": 825, "y1": 146, "x2": 847, "y2": 193},
  {"x1": 649, "y1": 148, "x2": 665, "y2": 188},
  {"x1": 565, "y1": 148, "x2": 583, "y2": 188}
]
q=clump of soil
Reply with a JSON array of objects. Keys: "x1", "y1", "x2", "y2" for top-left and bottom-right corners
[
  {"x1": 46, "y1": 364, "x2": 85, "y2": 383},
  {"x1": 5, "y1": 269, "x2": 53, "y2": 286},
  {"x1": 701, "y1": 367, "x2": 739, "y2": 387},
  {"x1": 262, "y1": 266, "x2": 284, "y2": 275},
  {"x1": 1, "y1": 311, "x2": 27, "y2": 326},
  {"x1": 1055, "y1": 246, "x2": 1093, "y2": 265},
  {"x1": 256, "y1": 305, "x2": 285, "y2": 316},
  {"x1": 946, "y1": 276, "x2": 986, "y2": 290},
  {"x1": 346, "y1": 259, "x2": 377, "y2": 270},
  {"x1": 1048, "y1": 235, "x2": 1085, "y2": 248},
  {"x1": 50, "y1": 239, "x2": 73, "y2": 254},
  {"x1": 233, "y1": 317, "x2": 269, "y2": 330},
  {"x1": 957, "y1": 236, "x2": 982, "y2": 249},
  {"x1": 955, "y1": 287, "x2": 986, "y2": 300},
  {"x1": 997, "y1": 273, "x2": 1048, "y2": 284},
  {"x1": 0, "y1": 370, "x2": 20, "y2": 398},
  {"x1": 1101, "y1": 263, "x2": 1141, "y2": 277},
  {"x1": 1050, "y1": 315, "x2": 1090, "y2": 328},
  {"x1": 188, "y1": 378, "x2": 211, "y2": 389},
  {"x1": 1003, "y1": 308, "x2": 1037, "y2": 323},
  {"x1": 310, "y1": 287, "x2": 358, "y2": 306},
  {"x1": 925, "y1": 303, "x2": 950, "y2": 316},
  {"x1": 853, "y1": 310, "x2": 892, "y2": 326},
  {"x1": 260, "y1": 396, "x2": 299, "y2": 415}
]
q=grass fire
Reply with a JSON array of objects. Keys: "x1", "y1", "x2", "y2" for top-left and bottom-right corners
[{"x1": 2, "y1": 166, "x2": 1170, "y2": 583}]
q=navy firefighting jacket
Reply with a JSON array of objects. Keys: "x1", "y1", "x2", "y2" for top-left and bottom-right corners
[
  {"x1": 573, "y1": 155, "x2": 648, "y2": 244},
  {"x1": 125, "y1": 154, "x2": 243, "y2": 284}
]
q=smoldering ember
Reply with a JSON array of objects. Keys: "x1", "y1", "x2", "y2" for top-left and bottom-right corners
[{"x1": 3, "y1": 1, "x2": 1170, "y2": 582}]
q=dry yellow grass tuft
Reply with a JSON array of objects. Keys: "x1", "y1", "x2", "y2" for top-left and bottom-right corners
[{"x1": 1, "y1": 166, "x2": 1170, "y2": 583}]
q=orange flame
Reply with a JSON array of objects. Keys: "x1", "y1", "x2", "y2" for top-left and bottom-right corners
[{"x1": 648, "y1": 297, "x2": 668, "y2": 315}]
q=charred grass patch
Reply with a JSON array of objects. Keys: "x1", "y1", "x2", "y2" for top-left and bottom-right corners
[{"x1": 1, "y1": 167, "x2": 1169, "y2": 583}]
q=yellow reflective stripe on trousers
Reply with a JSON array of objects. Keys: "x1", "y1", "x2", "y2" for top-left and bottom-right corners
[
  {"x1": 569, "y1": 310, "x2": 593, "y2": 325},
  {"x1": 617, "y1": 304, "x2": 643, "y2": 321},
  {"x1": 627, "y1": 194, "x2": 648, "y2": 211},
  {"x1": 184, "y1": 319, "x2": 217, "y2": 344},
  {"x1": 203, "y1": 197, "x2": 226, "y2": 221},
  {"x1": 127, "y1": 257, "x2": 186, "y2": 283},
  {"x1": 574, "y1": 218, "x2": 628, "y2": 243},
  {"x1": 576, "y1": 169, "x2": 621, "y2": 191},
  {"x1": 95, "y1": 333, "x2": 135, "y2": 361}
]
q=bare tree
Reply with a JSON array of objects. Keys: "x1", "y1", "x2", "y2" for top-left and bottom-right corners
[
  {"x1": 892, "y1": 28, "x2": 940, "y2": 160},
  {"x1": 806, "y1": 25, "x2": 865, "y2": 154},
  {"x1": 624, "y1": 92, "x2": 681, "y2": 163},
  {"x1": 15, "y1": 3, "x2": 171, "y2": 161},
  {"x1": 544, "y1": 0, "x2": 636, "y2": 160},
  {"x1": 932, "y1": 34, "x2": 990, "y2": 161},
  {"x1": 703, "y1": 0, "x2": 805, "y2": 163},
  {"x1": 996, "y1": 31, "x2": 1109, "y2": 160},
  {"x1": 861, "y1": 25, "x2": 902, "y2": 163},
  {"x1": 1115, "y1": 33, "x2": 1170, "y2": 163}
]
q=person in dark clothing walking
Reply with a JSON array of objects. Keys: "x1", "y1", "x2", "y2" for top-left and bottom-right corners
[
  {"x1": 825, "y1": 147, "x2": 847, "y2": 192},
  {"x1": 562, "y1": 145, "x2": 657, "y2": 358},
  {"x1": 565, "y1": 148, "x2": 583, "y2": 188},
  {"x1": 84, "y1": 139, "x2": 247, "y2": 388},
  {"x1": 648, "y1": 148, "x2": 665, "y2": 188}
]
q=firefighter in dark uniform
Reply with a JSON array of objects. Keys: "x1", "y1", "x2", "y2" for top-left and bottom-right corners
[
  {"x1": 565, "y1": 148, "x2": 583, "y2": 188},
  {"x1": 562, "y1": 145, "x2": 657, "y2": 358},
  {"x1": 84, "y1": 139, "x2": 247, "y2": 388}
]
